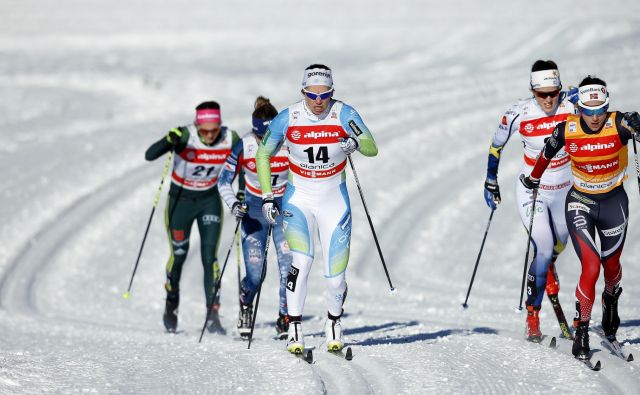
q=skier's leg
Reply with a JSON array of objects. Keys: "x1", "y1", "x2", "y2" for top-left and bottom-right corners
[
  {"x1": 197, "y1": 194, "x2": 223, "y2": 307},
  {"x1": 597, "y1": 189, "x2": 628, "y2": 338},
  {"x1": 163, "y1": 195, "x2": 195, "y2": 331},
  {"x1": 281, "y1": 186, "x2": 315, "y2": 319},
  {"x1": 316, "y1": 182, "x2": 351, "y2": 318},
  {"x1": 546, "y1": 185, "x2": 570, "y2": 295},
  {"x1": 239, "y1": 204, "x2": 268, "y2": 306},
  {"x1": 273, "y1": 196, "x2": 293, "y2": 316}
]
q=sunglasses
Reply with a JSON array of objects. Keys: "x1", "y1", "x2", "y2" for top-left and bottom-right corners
[
  {"x1": 579, "y1": 104, "x2": 608, "y2": 117},
  {"x1": 533, "y1": 90, "x2": 560, "y2": 99},
  {"x1": 198, "y1": 127, "x2": 220, "y2": 134},
  {"x1": 302, "y1": 88, "x2": 334, "y2": 101}
]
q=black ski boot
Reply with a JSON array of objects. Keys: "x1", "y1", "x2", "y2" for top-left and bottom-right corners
[
  {"x1": 572, "y1": 323, "x2": 590, "y2": 360},
  {"x1": 602, "y1": 287, "x2": 622, "y2": 341},
  {"x1": 207, "y1": 304, "x2": 227, "y2": 335},
  {"x1": 163, "y1": 290, "x2": 179, "y2": 332},
  {"x1": 237, "y1": 304, "x2": 253, "y2": 338},
  {"x1": 276, "y1": 313, "x2": 290, "y2": 340}
]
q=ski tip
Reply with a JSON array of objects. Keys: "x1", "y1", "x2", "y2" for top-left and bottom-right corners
[
  {"x1": 122, "y1": 292, "x2": 130, "y2": 299},
  {"x1": 549, "y1": 337, "x2": 557, "y2": 348},
  {"x1": 592, "y1": 360, "x2": 602, "y2": 371},
  {"x1": 627, "y1": 353, "x2": 634, "y2": 362},
  {"x1": 345, "y1": 347, "x2": 353, "y2": 361},
  {"x1": 305, "y1": 349, "x2": 314, "y2": 364}
]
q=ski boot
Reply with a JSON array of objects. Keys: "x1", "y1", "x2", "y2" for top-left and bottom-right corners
[
  {"x1": 525, "y1": 305, "x2": 542, "y2": 343},
  {"x1": 325, "y1": 312, "x2": 345, "y2": 351},
  {"x1": 602, "y1": 287, "x2": 622, "y2": 341},
  {"x1": 206, "y1": 304, "x2": 227, "y2": 335},
  {"x1": 276, "y1": 313, "x2": 290, "y2": 340},
  {"x1": 572, "y1": 322, "x2": 590, "y2": 360},
  {"x1": 237, "y1": 304, "x2": 253, "y2": 339},
  {"x1": 163, "y1": 290, "x2": 179, "y2": 332},
  {"x1": 286, "y1": 317, "x2": 304, "y2": 354}
]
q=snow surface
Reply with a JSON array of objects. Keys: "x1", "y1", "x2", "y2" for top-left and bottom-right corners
[{"x1": 2, "y1": 0, "x2": 640, "y2": 393}]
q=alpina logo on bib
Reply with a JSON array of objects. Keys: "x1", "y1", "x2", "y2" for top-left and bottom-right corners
[
  {"x1": 569, "y1": 142, "x2": 579, "y2": 153},
  {"x1": 290, "y1": 131, "x2": 301, "y2": 140},
  {"x1": 581, "y1": 142, "x2": 615, "y2": 152}
]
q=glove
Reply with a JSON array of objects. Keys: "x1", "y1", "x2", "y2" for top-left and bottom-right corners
[
  {"x1": 236, "y1": 191, "x2": 245, "y2": 203},
  {"x1": 261, "y1": 195, "x2": 279, "y2": 225},
  {"x1": 567, "y1": 86, "x2": 579, "y2": 105},
  {"x1": 340, "y1": 137, "x2": 359, "y2": 155},
  {"x1": 483, "y1": 178, "x2": 501, "y2": 210},
  {"x1": 166, "y1": 127, "x2": 187, "y2": 145},
  {"x1": 519, "y1": 174, "x2": 540, "y2": 190},
  {"x1": 231, "y1": 201, "x2": 248, "y2": 219},
  {"x1": 623, "y1": 112, "x2": 640, "y2": 139}
]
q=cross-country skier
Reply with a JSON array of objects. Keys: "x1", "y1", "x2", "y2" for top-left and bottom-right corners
[
  {"x1": 484, "y1": 60, "x2": 577, "y2": 342},
  {"x1": 145, "y1": 101, "x2": 239, "y2": 334},
  {"x1": 256, "y1": 64, "x2": 378, "y2": 353},
  {"x1": 218, "y1": 96, "x2": 293, "y2": 340},
  {"x1": 521, "y1": 75, "x2": 640, "y2": 359}
]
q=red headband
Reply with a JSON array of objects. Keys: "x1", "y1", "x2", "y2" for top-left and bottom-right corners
[{"x1": 195, "y1": 109, "x2": 221, "y2": 125}]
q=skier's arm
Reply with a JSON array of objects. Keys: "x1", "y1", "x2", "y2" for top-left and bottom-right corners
[
  {"x1": 218, "y1": 139, "x2": 244, "y2": 209},
  {"x1": 530, "y1": 122, "x2": 567, "y2": 180},
  {"x1": 145, "y1": 127, "x2": 189, "y2": 161},
  {"x1": 256, "y1": 109, "x2": 288, "y2": 196},
  {"x1": 340, "y1": 104, "x2": 377, "y2": 157},
  {"x1": 617, "y1": 111, "x2": 640, "y2": 143},
  {"x1": 486, "y1": 104, "x2": 520, "y2": 180}
]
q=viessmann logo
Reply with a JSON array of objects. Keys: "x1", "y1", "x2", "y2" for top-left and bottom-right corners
[{"x1": 576, "y1": 160, "x2": 619, "y2": 173}]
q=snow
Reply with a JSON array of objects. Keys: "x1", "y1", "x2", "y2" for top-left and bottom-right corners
[{"x1": 2, "y1": 0, "x2": 640, "y2": 393}]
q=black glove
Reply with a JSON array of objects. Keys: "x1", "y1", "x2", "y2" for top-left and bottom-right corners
[
  {"x1": 519, "y1": 174, "x2": 540, "y2": 190},
  {"x1": 623, "y1": 112, "x2": 640, "y2": 139},
  {"x1": 236, "y1": 190, "x2": 245, "y2": 203},
  {"x1": 483, "y1": 178, "x2": 501, "y2": 210},
  {"x1": 166, "y1": 127, "x2": 187, "y2": 145}
]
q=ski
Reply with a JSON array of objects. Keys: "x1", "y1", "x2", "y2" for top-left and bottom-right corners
[
  {"x1": 548, "y1": 336, "x2": 601, "y2": 371},
  {"x1": 327, "y1": 346, "x2": 353, "y2": 361},
  {"x1": 547, "y1": 294, "x2": 573, "y2": 339},
  {"x1": 594, "y1": 329, "x2": 634, "y2": 362}
]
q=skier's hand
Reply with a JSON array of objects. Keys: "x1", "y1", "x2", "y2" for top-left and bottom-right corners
[
  {"x1": 623, "y1": 112, "x2": 640, "y2": 139},
  {"x1": 483, "y1": 178, "x2": 501, "y2": 210},
  {"x1": 166, "y1": 127, "x2": 187, "y2": 145},
  {"x1": 567, "y1": 86, "x2": 579, "y2": 105},
  {"x1": 261, "y1": 195, "x2": 279, "y2": 225},
  {"x1": 236, "y1": 190, "x2": 245, "y2": 203},
  {"x1": 519, "y1": 174, "x2": 540, "y2": 190},
  {"x1": 340, "y1": 137, "x2": 359, "y2": 155},
  {"x1": 231, "y1": 201, "x2": 248, "y2": 219}
]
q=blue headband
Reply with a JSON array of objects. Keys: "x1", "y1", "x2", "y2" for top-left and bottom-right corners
[{"x1": 252, "y1": 117, "x2": 270, "y2": 136}]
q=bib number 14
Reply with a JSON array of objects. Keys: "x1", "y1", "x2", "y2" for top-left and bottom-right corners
[{"x1": 303, "y1": 146, "x2": 329, "y2": 164}]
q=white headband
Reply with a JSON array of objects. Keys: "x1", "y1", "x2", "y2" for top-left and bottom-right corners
[
  {"x1": 302, "y1": 68, "x2": 333, "y2": 88},
  {"x1": 530, "y1": 69, "x2": 561, "y2": 90},
  {"x1": 578, "y1": 84, "x2": 609, "y2": 109}
]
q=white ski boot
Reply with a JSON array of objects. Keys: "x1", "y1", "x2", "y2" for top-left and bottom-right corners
[
  {"x1": 325, "y1": 317, "x2": 344, "y2": 351},
  {"x1": 286, "y1": 321, "x2": 305, "y2": 354}
]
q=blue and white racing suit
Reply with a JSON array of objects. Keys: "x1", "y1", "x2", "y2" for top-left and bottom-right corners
[{"x1": 218, "y1": 132, "x2": 291, "y2": 314}]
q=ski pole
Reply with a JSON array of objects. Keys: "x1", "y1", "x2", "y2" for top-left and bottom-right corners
[
  {"x1": 462, "y1": 208, "x2": 495, "y2": 309},
  {"x1": 517, "y1": 188, "x2": 538, "y2": 312},
  {"x1": 632, "y1": 138, "x2": 640, "y2": 196},
  {"x1": 347, "y1": 156, "x2": 396, "y2": 292},
  {"x1": 236, "y1": 227, "x2": 242, "y2": 311},
  {"x1": 123, "y1": 152, "x2": 173, "y2": 299},
  {"x1": 247, "y1": 224, "x2": 272, "y2": 349},
  {"x1": 198, "y1": 218, "x2": 242, "y2": 343}
]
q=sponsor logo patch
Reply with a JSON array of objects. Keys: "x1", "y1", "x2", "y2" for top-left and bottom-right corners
[
  {"x1": 567, "y1": 202, "x2": 590, "y2": 213},
  {"x1": 286, "y1": 266, "x2": 299, "y2": 292}
]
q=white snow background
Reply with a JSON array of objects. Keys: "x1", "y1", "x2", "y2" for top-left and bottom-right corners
[{"x1": 1, "y1": 0, "x2": 640, "y2": 393}]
